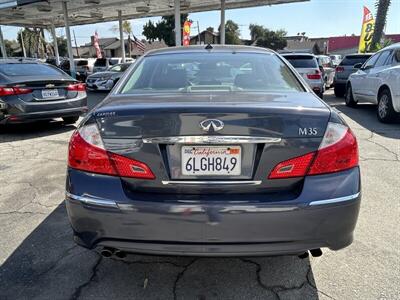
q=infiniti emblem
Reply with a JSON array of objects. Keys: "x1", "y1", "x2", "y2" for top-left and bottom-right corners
[{"x1": 199, "y1": 119, "x2": 224, "y2": 132}]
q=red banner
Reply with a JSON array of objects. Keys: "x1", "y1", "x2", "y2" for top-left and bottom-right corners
[
  {"x1": 183, "y1": 20, "x2": 192, "y2": 47},
  {"x1": 94, "y1": 31, "x2": 102, "y2": 58}
]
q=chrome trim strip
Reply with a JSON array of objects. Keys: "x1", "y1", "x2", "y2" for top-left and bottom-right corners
[
  {"x1": 143, "y1": 136, "x2": 281, "y2": 144},
  {"x1": 309, "y1": 192, "x2": 360, "y2": 206},
  {"x1": 65, "y1": 192, "x2": 118, "y2": 208},
  {"x1": 162, "y1": 180, "x2": 262, "y2": 186}
]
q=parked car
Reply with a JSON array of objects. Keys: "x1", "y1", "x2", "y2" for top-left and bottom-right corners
[
  {"x1": 282, "y1": 53, "x2": 325, "y2": 98},
  {"x1": 86, "y1": 62, "x2": 133, "y2": 91},
  {"x1": 0, "y1": 59, "x2": 87, "y2": 125},
  {"x1": 317, "y1": 55, "x2": 335, "y2": 88},
  {"x1": 333, "y1": 53, "x2": 372, "y2": 97},
  {"x1": 60, "y1": 58, "x2": 96, "y2": 81},
  {"x1": 93, "y1": 57, "x2": 134, "y2": 73},
  {"x1": 329, "y1": 54, "x2": 342, "y2": 67},
  {"x1": 346, "y1": 43, "x2": 400, "y2": 122},
  {"x1": 66, "y1": 45, "x2": 361, "y2": 258}
]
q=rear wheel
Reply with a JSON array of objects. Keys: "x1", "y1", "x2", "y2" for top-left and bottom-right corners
[
  {"x1": 334, "y1": 85, "x2": 345, "y2": 97},
  {"x1": 377, "y1": 89, "x2": 397, "y2": 123},
  {"x1": 345, "y1": 85, "x2": 357, "y2": 107},
  {"x1": 63, "y1": 116, "x2": 79, "y2": 125}
]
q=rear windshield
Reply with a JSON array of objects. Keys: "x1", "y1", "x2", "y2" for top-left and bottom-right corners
[
  {"x1": 76, "y1": 60, "x2": 88, "y2": 66},
  {"x1": 283, "y1": 56, "x2": 318, "y2": 68},
  {"x1": 94, "y1": 59, "x2": 107, "y2": 66},
  {"x1": 120, "y1": 52, "x2": 304, "y2": 94},
  {"x1": 340, "y1": 55, "x2": 372, "y2": 66},
  {"x1": 0, "y1": 63, "x2": 64, "y2": 76},
  {"x1": 109, "y1": 59, "x2": 120, "y2": 65}
]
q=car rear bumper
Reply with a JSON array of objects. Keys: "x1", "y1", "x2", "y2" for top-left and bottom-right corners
[
  {"x1": 0, "y1": 96, "x2": 87, "y2": 124},
  {"x1": 65, "y1": 167, "x2": 361, "y2": 256}
]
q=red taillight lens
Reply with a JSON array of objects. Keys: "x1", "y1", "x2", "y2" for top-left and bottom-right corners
[
  {"x1": 308, "y1": 127, "x2": 358, "y2": 175},
  {"x1": 268, "y1": 123, "x2": 358, "y2": 179},
  {"x1": 0, "y1": 86, "x2": 33, "y2": 96},
  {"x1": 68, "y1": 124, "x2": 155, "y2": 179},
  {"x1": 67, "y1": 83, "x2": 86, "y2": 91},
  {"x1": 268, "y1": 152, "x2": 315, "y2": 179},
  {"x1": 336, "y1": 66, "x2": 344, "y2": 73},
  {"x1": 307, "y1": 71, "x2": 322, "y2": 80}
]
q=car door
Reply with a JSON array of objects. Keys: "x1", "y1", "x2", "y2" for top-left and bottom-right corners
[
  {"x1": 351, "y1": 52, "x2": 381, "y2": 100},
  {"x1": 364, "y1": 50, "x2": 393, "y2": 103}
]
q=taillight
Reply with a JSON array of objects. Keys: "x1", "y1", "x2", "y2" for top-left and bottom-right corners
[
  {"x1": 0, "y1": 86, "x2": 33, "y2": 96},
  {"x1": 268, "y1": 153, "x2": 315, "y2": 179},
  {"x1": 308, "y1": 122, "x2": 358, "y2": 175},
  {"x1": 268, "y1": 122, "x2": 358, "y2": 179},
  {"x1": 307, "y1": 70, "x2": 321, "y2": 80},
  {"x1": 67, "y1": 83, "x2": 86, "y2": 91},
  {"x1": 68, "y1": 124, "x2": 155, "y2": 179},
  {"x1": 336, "y1": 66, "x2": 344, "y2": 73}
]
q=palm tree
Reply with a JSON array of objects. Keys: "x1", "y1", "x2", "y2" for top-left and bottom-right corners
[
  {"x1": 17, "y1": 28, "x2": 47, "y2": 58},
  {"x1": 370, "y1": 0, "x2": 391, "y2": 51},
  {"x1": 112, "y1": 20, "x2": 133, "y2": 57}
]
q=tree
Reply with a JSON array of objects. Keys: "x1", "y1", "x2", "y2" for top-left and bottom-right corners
[
  {"x1": 206, "y1": 26, "x2": 214, "y2": 33},
  {"x1": 142, "y1": 14, "x2": 188, "y2": 46},
  {"x1": 221, "y1": 20, "x2": 241, "y2": 45},
  {"x1": 55, "y1": 37, "x2": 68, "y2": 57},
  {"x1": 17, "y1": 28, "x2": 46, "y2": 58},
  {"x1": 112, "y1": 20, "x2": 133, "y2": 57},
  {"x1": 248, "y1": 24, "x2": 287, "y2": 50},
  {"x1": 370, "y1": 0, "x2": 391, "y2": 51}
]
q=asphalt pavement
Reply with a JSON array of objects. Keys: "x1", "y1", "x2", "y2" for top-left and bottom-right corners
[{"x1": 0, "y1": 90, "x2": 399, "y2": 300}]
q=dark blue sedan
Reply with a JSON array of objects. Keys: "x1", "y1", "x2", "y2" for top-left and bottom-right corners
[{"x1": 66, "y1": 45, "x2": 360, "y2": 258}]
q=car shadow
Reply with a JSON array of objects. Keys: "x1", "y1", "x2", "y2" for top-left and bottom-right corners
[
  {"x1": 324, "y1": 95, "x2": 400, "y2": 139},
  {"x1": 0, "y1": 203, "x2": 320, "y2": 299},
  {"x1": 0, "y1": 120, "x2": 76, "y2": 143}
]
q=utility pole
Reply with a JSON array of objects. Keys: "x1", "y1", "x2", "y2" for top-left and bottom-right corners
[
  {"x1": 197, "y1": 21, "x2": 201, "y2": 45},
  {"x1": 73, "y1": 30, "x2": 80, "y2": 58}
]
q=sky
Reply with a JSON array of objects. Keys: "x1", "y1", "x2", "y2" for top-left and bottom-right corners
[{"x1": 1, "y1": 0, "x2": 399, "y2": 46}]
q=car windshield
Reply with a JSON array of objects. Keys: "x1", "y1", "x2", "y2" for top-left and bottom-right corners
[
  {"x1": 0, "y1": 63, "x2": 64, "y2": 76},
  {"x1": 120, "y1": 52, "x2": 304, "y2": 94},
  {"x1": 108, "y1": 64, "x2": 130, "y2": 72},
  {"x1": 76, "y1": 60, "x2": 88, "y2": 66},
  {"x1": 283, "y1": 56, "x2": 318, "y2": 68},
  {"x1": 109, "y1": 59, "x2": 120, "y2": 65},
  {"x1": 340, "y1": 55, "x2": 372, "y2": 66}
]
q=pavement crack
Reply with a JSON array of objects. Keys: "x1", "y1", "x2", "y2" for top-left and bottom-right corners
[
  {"x1": 366, "y1": 131, "x2": 399, "y2": 161},
  {"x1": 173, "y1": 258, "x2": 198, "y2": 300},
  {"x1": 70, "y1": 254, "x2": 103, "y2": 300}
]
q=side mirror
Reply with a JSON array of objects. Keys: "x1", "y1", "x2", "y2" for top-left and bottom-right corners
[
  {"x1": 353, "y1": 63, "x2": 363, "y2": 69},
  {"x1": 319, "y1": 65, "x2": 324, "y2": 73}
]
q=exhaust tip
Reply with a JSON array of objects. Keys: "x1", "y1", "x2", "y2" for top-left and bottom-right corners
[
  {"x1": 310, "y1": 248, "x2": 323, "y2": 257},
  {"x1": 298, "y1": 252, "x2": 309, "y2": 259},
  {"x1": 100, "y1": 247, "x2": 114, "y2": 258},
  {"x1": 114, "y1": 250, "x2": 126, "y2": 259}
]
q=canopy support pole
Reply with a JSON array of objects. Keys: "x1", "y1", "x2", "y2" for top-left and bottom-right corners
[
  {"x1": 220, "y1": 0, "x2": 226, "y2": 45},
  {"x1": 174, "y1": 0, "x2": 181, "y2": 46},
  {"x1": 62, "y1": 1, "x2": 76, "y2": 78},
  {"x1": 50, "y1": 23, "x2": 60, "y2": 66},
  {"x1": 0, "y1": 26, "x2": 7, "y2": 58},
  {"x1": 118, "y1": 10, "x2": 126, "y2": 63}
]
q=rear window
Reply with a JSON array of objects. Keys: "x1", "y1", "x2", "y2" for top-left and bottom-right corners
[
  {"x1": 94, "y1": 59, "x2": 107, "y2": 67},
  {"x1": 120, "y1": 52, "x2": 304, "y2": 94},
  {"x1": 283, "y1": 56, "x2": 318, "y2": 68},
  {"x1": 340, "y1": 55, "x2": 372, "y2": 66},
  {"x1": 0, "y1": 63, "x2": 64, "y2": 76},
  {"x1": 76, "y1": 60, "x2": 88, "y2": 66},
  {"x1": 109, "y1": 59, "x2": 120, "y2": 65}
]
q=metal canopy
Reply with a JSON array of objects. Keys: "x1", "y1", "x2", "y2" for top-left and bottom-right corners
[{"x1": 0, "y1": 0, "x2": 307, "y2": 28}]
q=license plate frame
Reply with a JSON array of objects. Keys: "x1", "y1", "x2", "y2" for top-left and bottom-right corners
[
  {"x1": 41, "y1": 89, "x2": 59, "y2": 99},
  {"x1": 181, "y1": 145, "x2": 242, "y2": 176}
]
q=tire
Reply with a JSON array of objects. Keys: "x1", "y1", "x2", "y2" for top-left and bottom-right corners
[
  {"x1": 334, "y1": 85, "x2": 345, "y2": 97},
  {"x1": 377, "y1": 89, "x2": 397, "y2": 123},
  {"x1": 345, "y1": 84, "x2": 357, "y2": 107},
  {"x1": 63, "y1": 116, "x2": 79, "y2": 125}
]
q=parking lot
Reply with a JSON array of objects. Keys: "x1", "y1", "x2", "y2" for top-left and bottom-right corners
[{"x1": 0, "y1": 90, "x2": 399, "y2": 300}]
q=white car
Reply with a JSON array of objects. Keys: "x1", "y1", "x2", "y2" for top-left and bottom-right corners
[{"x1": 346, "y1": 43, "x2": 400, "y2": 122}]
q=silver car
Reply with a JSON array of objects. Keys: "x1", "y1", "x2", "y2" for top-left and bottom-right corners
[{"x1": 282, "y1": 53, "x2": 325, "y2": 98}]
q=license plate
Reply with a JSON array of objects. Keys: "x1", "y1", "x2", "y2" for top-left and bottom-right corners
[
  {"x1": 181, "y1": 146, "x2": 241, "y2": 176},
  {"x1": 41, "y1": 89, "x2": 59, "y2": 98}
]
